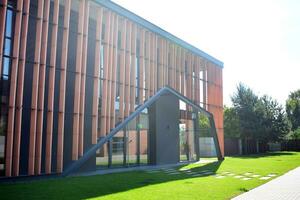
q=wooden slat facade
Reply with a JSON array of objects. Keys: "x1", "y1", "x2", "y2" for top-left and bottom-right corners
[{"x1": 0, "y1": 0, "x2": 223, "y2": 177}]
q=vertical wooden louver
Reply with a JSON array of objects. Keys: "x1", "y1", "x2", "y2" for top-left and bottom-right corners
[
  {"x1": 28, "y1": 0, "x2": 45, "y2": 175},
  {"x1": 35, "y1": 0, "x2": 50, "y2": 174},
  {"x1": 118, "y1": 18, "x2": 126, "y2": 122},
  {"x1": 124, "y1": 20, "x2": 131, "y2": 117},
  {"x1": 13, "y1": 0, "x2": 31, "y2": 176},
  {"x1": 110, "y1": 14, "x2": 118, "y2": 130},
  {"x1": 5, "y1": 0, "x2": 23, "y2": 177},
  {"x1": 78, "y1": 0, "x2": 90, "y2": 157},
  {"x1": 100, "y1": 11, "x2": 111, "y2": 137},
  {"x1": 45, "y1": 0, "x2": 60, "y2": 174},
  {"x1": 72, "y1": 0, "x2": 86, "y2": 161},
  {"x1": 57, "y1": 0, "x2": 71, "y2": 173},
  {"x1": 92, "y1": 7, "x2": 103, "y2": 142}
]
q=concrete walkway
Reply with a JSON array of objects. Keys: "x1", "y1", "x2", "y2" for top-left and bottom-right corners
[{"x1": 233, "y1": 167, "x2": 300, "y2": 200}]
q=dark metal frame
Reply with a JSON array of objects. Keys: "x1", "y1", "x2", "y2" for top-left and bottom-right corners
[{"x1": 63, "y1": 86, "x2": 223, "y2": 176}]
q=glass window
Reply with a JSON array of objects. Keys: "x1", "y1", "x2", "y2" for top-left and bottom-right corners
[
  {"x1": 3, "y1": 39, "x2": 11, "y2": 56},
  {"x1": 0, "y1": 4, "x2": 16, "y2": 177}
]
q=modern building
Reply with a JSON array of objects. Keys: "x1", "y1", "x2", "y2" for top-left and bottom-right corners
[{"x1": 0, "y1": 0, "x2": 224, "y2": 178}]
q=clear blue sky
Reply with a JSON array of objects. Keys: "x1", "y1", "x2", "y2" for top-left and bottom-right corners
[{"x1": 114, "y1": 0, "x2": 300, "y2": 106}]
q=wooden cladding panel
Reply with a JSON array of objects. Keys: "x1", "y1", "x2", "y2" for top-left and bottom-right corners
[
  {"x1": 56, "y1": 0, "x2": 71, "y2": 173},
  {"x1": 93, "y1": 7, "x2": 103, "y2": 141},
  {"x1": 118, "y1": 18, "x2": 126, "y2": 122},
  {"x1": 110, "y1": 14, "x2": 118, "y2": 130},
  {"x1": 72, "y1": 0, "x2": 86, "y2": 161},
  {"x1": 100, "y1": 11, "x2": 111, "y2": 137},
  {"x1": 145, "y1": 31, "x2": 150, "y2": 99},
  {"x1": 78, "y1": 0, "x2": 90, "y2": 157},
  {"x1": 13, "y1": 0, "x2": 31, "y2": 176},
  {"x1": 5, "y1": 0, "x2": 23, "y2": 177},
  {"x1": 129, "y1": 23, "x2": 136, "y2": 113},
  {"x1": 207, "y1": 63, "x2": 224, "y2": 156},
  {"x1": 28, "y1": 0, "x2": 45, "y2": 175},
  {"x1": 139, "y1": 28, "x2": 145, "y2": 104},
  {"x1": 35, "y1": 0, "x2": 50, "y2": 174},
  {"x1": 124, "y1": 20, "x2": 131, "y2": 117},
  {"x1": 45, "y1": 0, "x2": 60, "y2": 174}
]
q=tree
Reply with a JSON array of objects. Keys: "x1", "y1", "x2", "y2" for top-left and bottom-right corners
[
  {"x1": 289, "y1": 128, "x2": 300, "y2": 139},
  {"x1": 258, "y1": 95, "x2": 290, "y2": 142},
  {"x1": 230, "y1": 83, "x2": 290, "y2": 143},
  {"x1": 231, "y1": 83, "x2": 259, "y2": 140},
  {"x1": 286, "y1": 89, "x2": 300, "y2": 131},
  {"x1": 224, "y1": 106, "x2": 240, "y2": 138}
]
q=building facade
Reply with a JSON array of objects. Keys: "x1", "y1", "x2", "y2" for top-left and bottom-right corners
[{"x1": 0, "y1": 0, "x2": 223, "y2": 177}]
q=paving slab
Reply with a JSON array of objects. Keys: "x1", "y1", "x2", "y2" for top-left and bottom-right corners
[
  {"x1": 232, "y1": 167, "x2": 300, "y2": 200},
  {"x1": 259, "y1": 176, "x2": 271, "y2": 180}
]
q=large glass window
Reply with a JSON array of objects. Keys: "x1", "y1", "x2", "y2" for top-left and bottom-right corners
[{"x1": 96, "y1": 108, "x2": 149, "y2": 169}]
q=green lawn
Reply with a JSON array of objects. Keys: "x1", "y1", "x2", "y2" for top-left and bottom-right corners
[{"x1": 1, "y1": 152, "x2": 300, "y2": 200}]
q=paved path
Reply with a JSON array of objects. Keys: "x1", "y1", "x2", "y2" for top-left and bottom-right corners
[{"x1": 233, "y1": 167, "x2": 300, "y2": 200}]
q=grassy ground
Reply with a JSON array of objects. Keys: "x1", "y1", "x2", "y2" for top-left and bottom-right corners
[{"x1": 1, "y1": 152, "x2": 300, "y2": 200}]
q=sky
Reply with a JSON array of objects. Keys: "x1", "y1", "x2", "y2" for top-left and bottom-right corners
[{"x1": 113, "y1": 0, "x2": 300, "y2": 107}]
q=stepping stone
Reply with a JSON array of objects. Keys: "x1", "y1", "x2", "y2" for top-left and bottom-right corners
[
  {"x1": 260, "y1": 176, "x2": 271, "y2": 180},
  {"x1": 267, "y1": 173, "x2": 277, "y2": 177},
  {"x1": 242, "y1": 177, "x2": 252, "y2": 181},
  {"x1": 216, "y1": 175, "x2": 226, "y2": 179},
  {"x1": 234, "y1": 175, "x2": 244, "y2": 179},
  {"x1": 251, "y1": 174, "x2": 261, "y2": 178},
  {"x1": 244, "y1": 172, "x2": 252, "y2": 176},
  {"x1": 227, "y1": 173, "x2": 235, "y2": 176}
]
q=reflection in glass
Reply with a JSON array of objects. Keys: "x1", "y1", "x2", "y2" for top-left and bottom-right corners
[{"x1": 96, "y1": 109, "x2": 149, "y2": 169}]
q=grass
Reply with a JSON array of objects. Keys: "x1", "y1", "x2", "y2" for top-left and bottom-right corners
[{"x1": 1, "y1": 152, "x2": 300, "y2": 200}]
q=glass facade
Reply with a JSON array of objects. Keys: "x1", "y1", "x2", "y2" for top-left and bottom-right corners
[
  {"x1": 179, "y1": 100, "x2": 218, "y2": 162},
  {"x1": 96, "y1": 108, "x2": 149, "y2": 168}
]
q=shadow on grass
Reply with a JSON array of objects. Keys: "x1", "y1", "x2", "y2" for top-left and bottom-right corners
[
  {"x1": 229, "y1": 151, "x2": 296, "y2": 159},
  {"x1": 0, "y1": 161, "x2": 222, "y2": 200}
]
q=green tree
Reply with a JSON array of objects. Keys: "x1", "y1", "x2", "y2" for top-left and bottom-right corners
[
  {"x1": 224, "y1": 106, "x2": 240, "y2": 138},
  {"x1": 231, "y1": 83, "x2": 259, "y2": 140},
  {"x1": 230, "y1": 83, "x2": 290, "y2": 144},
  {"x1": 286, "y1": 89, "x2": 300, "y2": 131},
  {"x1": 258, "y1": 95, "x2": 290, "y2": 142},
  {"x1": 289, "y1": 128, "x2": 300, "y2": 139}
]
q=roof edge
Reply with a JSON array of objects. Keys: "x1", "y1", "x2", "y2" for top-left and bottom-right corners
[{"x1": 93, "y1": 0, "x2": 224, "y2": 68}]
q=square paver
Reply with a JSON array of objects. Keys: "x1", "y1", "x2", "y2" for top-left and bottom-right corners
[
  {"x1": 234, "y1": 175, "x2": 244, "y2": 179},
  {"x1": 259, "y1": 176, "x2": 271, "y2": 180},
  {"x1": 267, "y1": 173, "x2": 277, "y2": 177}
]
